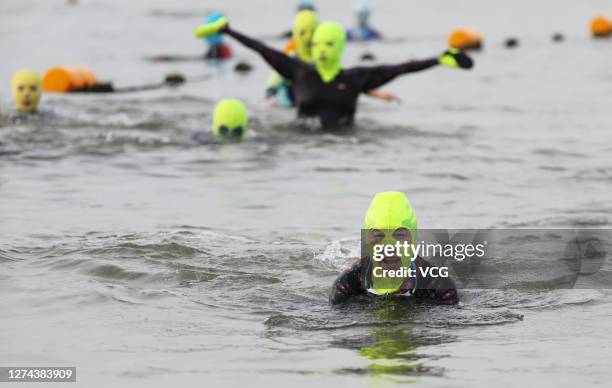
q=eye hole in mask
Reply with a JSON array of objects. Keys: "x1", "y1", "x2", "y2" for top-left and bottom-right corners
[
  {"x1": 233, "y1": 126, "x2": 244, "y2": 138},
  {"x1": 218, "y1": 125, "x2": 244, "y2": 138},
  {"x1": 392, "y1": 228, "x2": 411, "y2": 241},
  {"x1": 368, "y1": 229, "x2": 385, "y2": 244},
  {"x1": 368, "y1": 227, "x2": 412, "y2": 245}
]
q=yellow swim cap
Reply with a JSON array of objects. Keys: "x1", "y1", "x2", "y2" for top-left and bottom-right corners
[
  {"x1": 212, "y1": 99, "x2": 249, "y2": 141},
  {"x1": 12, "y1": 70, "x2": 42, "y2": 113},
  {"x1": 364, "y1": 192, "x2": 417, "y2": 235}
]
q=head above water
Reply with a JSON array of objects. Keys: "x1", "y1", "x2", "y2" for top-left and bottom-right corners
[
  {"x1": 364, "y1": 191, "x2": 417, "y2": 239},
  {"x1": 297, "y1": 0, "x2": 316, "y2": 12},
  {"x1": 12, "y1": 70, "x2": 42, "y2": 113},
  {"x1": 364, "y1": 192, "x2": 418, "y2": 295},
  {"x1": 354, "y1": 0, "x2": 370, "y2": 27},
  {"x1": 311, "y1": 22, "x2": 346, "y2": 83},
  {"x1": 211, "y1": 99, "x2": 249, "y2": 141},
  {"x1": 292, "y1": 10, "x2": 318, "y2": 62},
  {"x1": 203, "y1": 12, "x2": 226, "y2": 46}
]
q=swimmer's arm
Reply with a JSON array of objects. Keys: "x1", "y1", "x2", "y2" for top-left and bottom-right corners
[
  {"x1": 354, "y1": 58, "x2": 440, "y2": 92},
  {"x1": 225, "y1": 27, "x2": 302, "y2": 81},
  {"x1": 414, "y1": 283, "x2": 458, "y2": 305},
  {"x1": 329, "y1": 259, "x2": 364, "y2": 305}
]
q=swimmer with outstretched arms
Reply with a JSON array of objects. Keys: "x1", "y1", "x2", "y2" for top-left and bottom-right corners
[
  {"x1": 195, "y1": 17, "x2": 473, "y2": 129},
  {"x1": 329, "y1": 192, "x2": 458, "y2": 305},
  {"x1": 267, "y1": 10, "x2": 400, "y2": 107}
]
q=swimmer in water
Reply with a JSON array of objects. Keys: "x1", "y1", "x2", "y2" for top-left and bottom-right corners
[
  {"x1": 347, "y1": 0, "x2": 381, "y2": 41},
  {"x1": 11, "y1": 70, "x2": 42, "y2": 114},
  {"x1": 195, "y1": 17, "x2": 473, "y2": 129},
  {"x1": 329, "y1": 192, "x2": 458, "y2": 305},
  {"x1": 192, "y1": 98, "x2": 252, "y2": 143},
  {"x1": 266, "y1": 10, "x2": 319, "y2": 107},
  {"x1": 297, "y1": 0, "x2": 316, "y2": 11},
  {"x1": 266, "y1": 10, "x2": 399, "y2": 108},
  {"x1": 202, "y1": 13, "x2": 232, "y2": 60},
  {"x1": 1, "y1": 70, "x2": 43, "y2": 146},
  {"x1": 280, "y1": 0, "x2": 317, "y2": 39}
]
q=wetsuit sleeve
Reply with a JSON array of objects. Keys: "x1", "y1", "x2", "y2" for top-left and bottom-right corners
[
  {"x1": 225, "y1": 27, "x2": 302, "y2": 81},
  {"x1": 413, "y1": 257, "x2": 459, "y2": 304},
  {"x1": 329, "y1": 259, "x2": 365, "y2": 305},
  {"x1": 354, "y1": 58, "x2": 440, "y2": 92}
]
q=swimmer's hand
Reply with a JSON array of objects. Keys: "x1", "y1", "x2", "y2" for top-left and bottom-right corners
[
  {"x1": 367, "y1": 90, "x2": 401, "y2": 103},
  {"x1": 194, "y1": 17, "x2": 229, "y2": 38},
  {"x1": 439, "y1": 48, "x2": 474, "y2": 69}
]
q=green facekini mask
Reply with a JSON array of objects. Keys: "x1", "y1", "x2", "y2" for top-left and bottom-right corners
[
  {"x1": 363, "y1": 192, "x2": 418, "y2": 295},
  {"x1": 292, "y1": 10, "x2": 318, "y2": 62},
  {"x1": 311, "y1": 22, "x2": 346, "y2": 83},
  {"x1": 212, "y1": 99, "x2": 249, "y2": 141}
]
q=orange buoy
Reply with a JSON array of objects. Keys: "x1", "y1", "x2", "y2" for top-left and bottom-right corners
[
  {"x1": 448, "y1": 28, "x2": 483, "y2": 50},
  {"x1": 590, "y1": 16, "x2": 612, "y2": 37},
  {"x1": 43, "y1": 66, "x2": 97, "y2": 93}
]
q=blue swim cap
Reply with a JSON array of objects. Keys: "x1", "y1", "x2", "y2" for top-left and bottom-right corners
[
  {"x1": 204, "y1": 12, "x2": 225, "y2": 45},
  {"x1": 297, "y1": 0, "x2": 315, "y2": 11},
  {"x1": 355, "y1": 0, "x2": 370, "y2": 22}
]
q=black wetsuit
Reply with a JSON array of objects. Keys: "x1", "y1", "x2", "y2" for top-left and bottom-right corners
[
  {"x1": 329, "y1": 256, "x2": 458, "y2": 305},
  {"x1": 225, "y1": 27, "x2": 440, "y2": 129}
]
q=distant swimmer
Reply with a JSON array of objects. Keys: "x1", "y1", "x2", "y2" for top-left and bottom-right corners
[
  {"x1": 151, "y1": 12, "x2": 233, "y2": 63},
  {"x1": 266, "y1": 10, "x2": 319, "y2": 107},
  {"x1": 297, "y1": 0, "x2": 316, "y2": 12},
  {"x1": 0, "y1": 70, "x2": 44, "y2": 146},
  {"x1": 347, "y1": 0, "x2": 381, "y2": 41},
  {"x1": 192, "y1": 98, "x2": 252, "y2": 143},
  {"x1": 12, "y1": 70, "x2": 42, "y2": 114},
  {"x1": 279, "y1": 0, "x2": 317, "y2": 39},
  {"x1": 266, "y1": 10, "x2": 400, "y2": 108},
  {"x1": 2, "y1": 70, "x2": 55, "y2": 125},
  {"x1": 195, "y1": 17, "x2": 473, "y2": 129},
  {"x1": 329, "y1": 192, "x2": 458, "y2": 305},
  {"x1": 202, "y1": 12, "x2": 233, "y2": 60}
]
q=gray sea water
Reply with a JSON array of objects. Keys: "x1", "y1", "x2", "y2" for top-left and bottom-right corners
[{"x1": 1, "y1": 0, "x2": 612, "y2": 387}]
